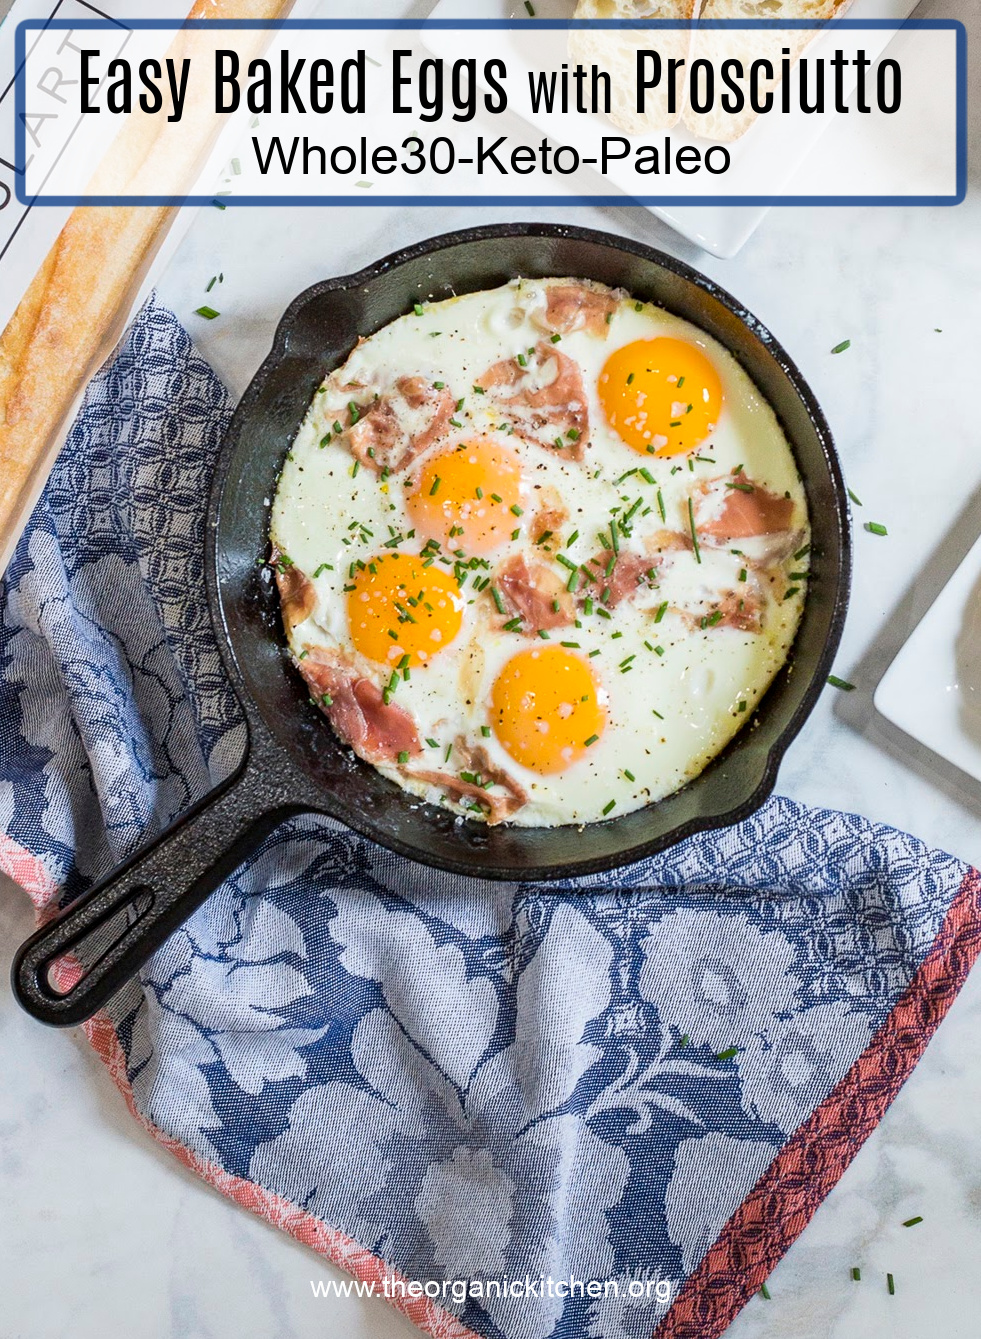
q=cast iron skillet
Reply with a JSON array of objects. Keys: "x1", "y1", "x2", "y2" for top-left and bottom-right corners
[{"x1": 12, "y1": 223, "x2": 850, "y2": 1026}]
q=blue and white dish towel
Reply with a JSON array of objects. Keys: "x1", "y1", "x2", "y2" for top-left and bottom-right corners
[{"x1": 2, "y1": 295, "x2": 979, "y2": 1339}]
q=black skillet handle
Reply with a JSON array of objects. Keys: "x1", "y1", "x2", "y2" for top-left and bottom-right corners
[{"x1": 11, "y1": 728, "x2": 313, "y2": 1027}]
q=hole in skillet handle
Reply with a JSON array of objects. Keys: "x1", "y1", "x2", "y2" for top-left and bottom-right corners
[
  {"x1": 10, "y1": 726, "x2": 318, "y2": 1027},
  {"x1": 42, "y1": 885, "x2": 155, "y2": 998}
]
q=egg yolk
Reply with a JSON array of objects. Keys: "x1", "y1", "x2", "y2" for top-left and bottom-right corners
[
  {"x1": 407, "y1": 439, "x2": 523, "y2": 554},
  {"x1": 346, "y1": 552, "x2": 463, "y2": 668},
  {"x1": 598, "y1": 337, "x2": 723, "y2": 457},
  {"x1": 490, "y1": 647, "x2": 606, "y2": 775}
]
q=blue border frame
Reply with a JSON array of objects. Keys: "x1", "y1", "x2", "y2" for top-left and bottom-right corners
[{"x1": 14, "y1": 17, "x2": 967, "y2": 208}]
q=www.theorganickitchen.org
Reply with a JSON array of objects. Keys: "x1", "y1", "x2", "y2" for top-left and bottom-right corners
[{"x1": 310, "y1": 1275, "x2": 675, "y2": 1304}]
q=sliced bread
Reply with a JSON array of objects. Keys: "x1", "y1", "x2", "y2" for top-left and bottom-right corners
[
  {"x1": 568, "y1": 0, "x2": 701, "y2": 135},
  {"x1": 682, "y1": 0, "x2": 855, "y2": 142}
]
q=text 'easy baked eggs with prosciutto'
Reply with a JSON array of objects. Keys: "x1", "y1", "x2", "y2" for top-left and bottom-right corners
[{"x1": 270, "y1": 278, "x2": 809, "y2": 828}]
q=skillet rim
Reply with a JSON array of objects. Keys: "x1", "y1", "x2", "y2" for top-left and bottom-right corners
[{"x1": 206, "y1": 221, "x2": 851, "y2": 880}]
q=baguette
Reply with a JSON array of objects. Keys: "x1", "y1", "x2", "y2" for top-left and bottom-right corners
[
  {"x1": 682, "y1": 0, "x2": 855, "y2": 142},
  {"x1": 0, "y1": 0, "x2": 294, "y2": 574},
  {"x1": 569, "y1": 0, "x2": 701, "y2": 136}
]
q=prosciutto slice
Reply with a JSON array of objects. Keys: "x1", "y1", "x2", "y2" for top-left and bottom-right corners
[
  {"x1": 495, "y1": 553, "x2": 576, "y2": 631},
  {"x1": 273, "y1": 553, "x2": 316, "y2": 632},
  {"x1": 533, "y1": 282, "x2": 620, "y2": 338},
  {"x1": 409, "y1": 739, "x2": 527, "y2": 824},
  {"x1": 479, "y1": 342, "x2": 588, "y2": 458},
  {"x1": 298, "y1": 648, "x2": 421, "y2": 765},
  {"x1": 339, "y1": 376, "x2": 454, "y2": 474}
]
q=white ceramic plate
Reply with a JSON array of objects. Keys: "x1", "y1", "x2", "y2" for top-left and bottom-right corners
[
  {"x1": 426, "y1": 0, "x2": 922, "y2": 257},
  {"x1": 875, "y1": 535, "x2": 981, "y2": 784}
]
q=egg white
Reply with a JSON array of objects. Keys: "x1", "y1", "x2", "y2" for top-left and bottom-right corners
[{"x1": 270, "y1": 278, "x2": 809, "y2": 828}]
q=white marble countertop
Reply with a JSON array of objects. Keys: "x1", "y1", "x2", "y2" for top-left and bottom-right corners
[{"x1": 3, "y1": 0, "x2": 981, "y2": 1333}]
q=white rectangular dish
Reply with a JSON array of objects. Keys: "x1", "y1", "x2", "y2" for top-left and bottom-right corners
[
  {"x1": 875, "y1": 533, "x2": 981, "y2": 785},
  {"x1": 427, "y1": 0, "x2": 924, "y2": 257}
]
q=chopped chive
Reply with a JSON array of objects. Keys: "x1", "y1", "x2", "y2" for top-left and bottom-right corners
[
  {"x1": 556, "y1": 554, "x2": 577, "y2": 572},
  {"x1": 517, "y1": 353, "x2": 528, "y2": 367},
  {"x1": 429, "y1": 477, "x2": 441, "y2": 496},
  {"x1": 445, "y1": 743, "x2": 453, "y2": 762},
  {"x1": 602, "y1": 799, "x2": 616, "y2": 816},
  {"x1": 584, "y1": 734, "x2": 599, "y2": 747},
  {"x1": 847, "y1": 487, "x2": 863, "y2": 506},
  {"x1": 623, "y1": 769, "x2": 635, "y2": 782},
  {"x1": 481, "y1": 725, "x2": 492, "y2": 737},
  {"x1": 865, "y1": 521, "x2": 888, "y2": 536},
  {"x1": 726, "y1": 481, "x2": 755, "y2": 494},
  {"x1": 639, "y1": 468, "x2": 655, "y2": 485},
  {"x1": 759, "y1": 1283, "x2": 771, "y2": 1301},
  {"x1": 567, "y1": 428, "x2": 580, "y2": 441},
  {"x1": 321, "y1": 693, "x2": 333, "y2": 707},
  {"x1": 413, "y1": 303, "x2": 424, "y2": 316},
  {"x1": 397, "y1": 751, "x2": 409, "y2": 764},
  {"x1": 716, "y1": 1046, "x2": 739, "y2": 1061},
  {"x1": 524, "y1": 0, "x2": 535, "y2": 13},
  {"x1": 426, "y1": 737, "x2": 439, "y2": 749},
  {"x1": 831, "y1": 339, "x2": 852, "y2": 354},
  {"x1": 473, "y1": 384, "x2": 485, "y2": 394},
  {"x1": 503, "y1": 617, "x2": 523, "y2": 632},
  {"x1": 550, "y1": 333, "x2": 562, "y2": 343},
  {"x1": 511, "y1": 504, "x2": 524, "y2": 517},
  {"x1": 206, "y1": 275, "x2": 217, "y2": 292},
  {"x1": 348, "y1": 401, "x2": 360, "y2": 424},
  {"x1": 351, "y1": 461, "x2": 360, "y2": 478},
  {"x1": 655, "y1": 601, "x2": 668, "y2": 623},
  {"x1": 738, "y1": 700, "x2": 747, "y2": 713},
  {"x1": 566, "y1": 570, "x2": 580, "y2": 593},
  {"x1": 194, "y1": 305, "x2": 220, "y2": 320},
  {"x1": 794, "y1": 543, "x2": 812, "y2": 560},
  {"x1": 887, "y1": 1273, "x2": 895, "y2": 1296},
  {"x1": 561, "y1": 641, "x2": 580, "y2": 649},
  {"x1": 491, "y1": 493, "x2": 503, "y2": 504},
  {"x1": 827, "y1": 674, "x2": 856, "y2": 692},
  {"x1": 902, "y1": 1216, "x2": 923, "y2": 1228},
  {"x1": 433, "y1": 380, "x2": 445, "y2": 389},
  {"x1": 687, "y1": 499, "x2": 701, "y2": 563},
  {"x1": 537, "y1": 628, "x2": 550, "y2": 639},
  {"x1": 566, "y1": 530, "x2": 580, "y2": 547},
  {"x1": 313, "y1": 562, "x2": 333, "y2": 577},
  {"x1": 626, "y1": 372, "x2": 635, "y2": 386},
  {"x1": 678, "y1": 1033, "x2": 689, "y2": 1047},
  {"x1": 491, "y1": 586, "x2": 506, "y2": 614},
  {"x1": 851, "y1": 1267, "x2": 861, "y2": 1282},
  {"x1": 652, "y1": 709, "x2": 664, "y2": 720},
  {"x1": 654, "y1": 645, "x2": 665, "y2": 656}
]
